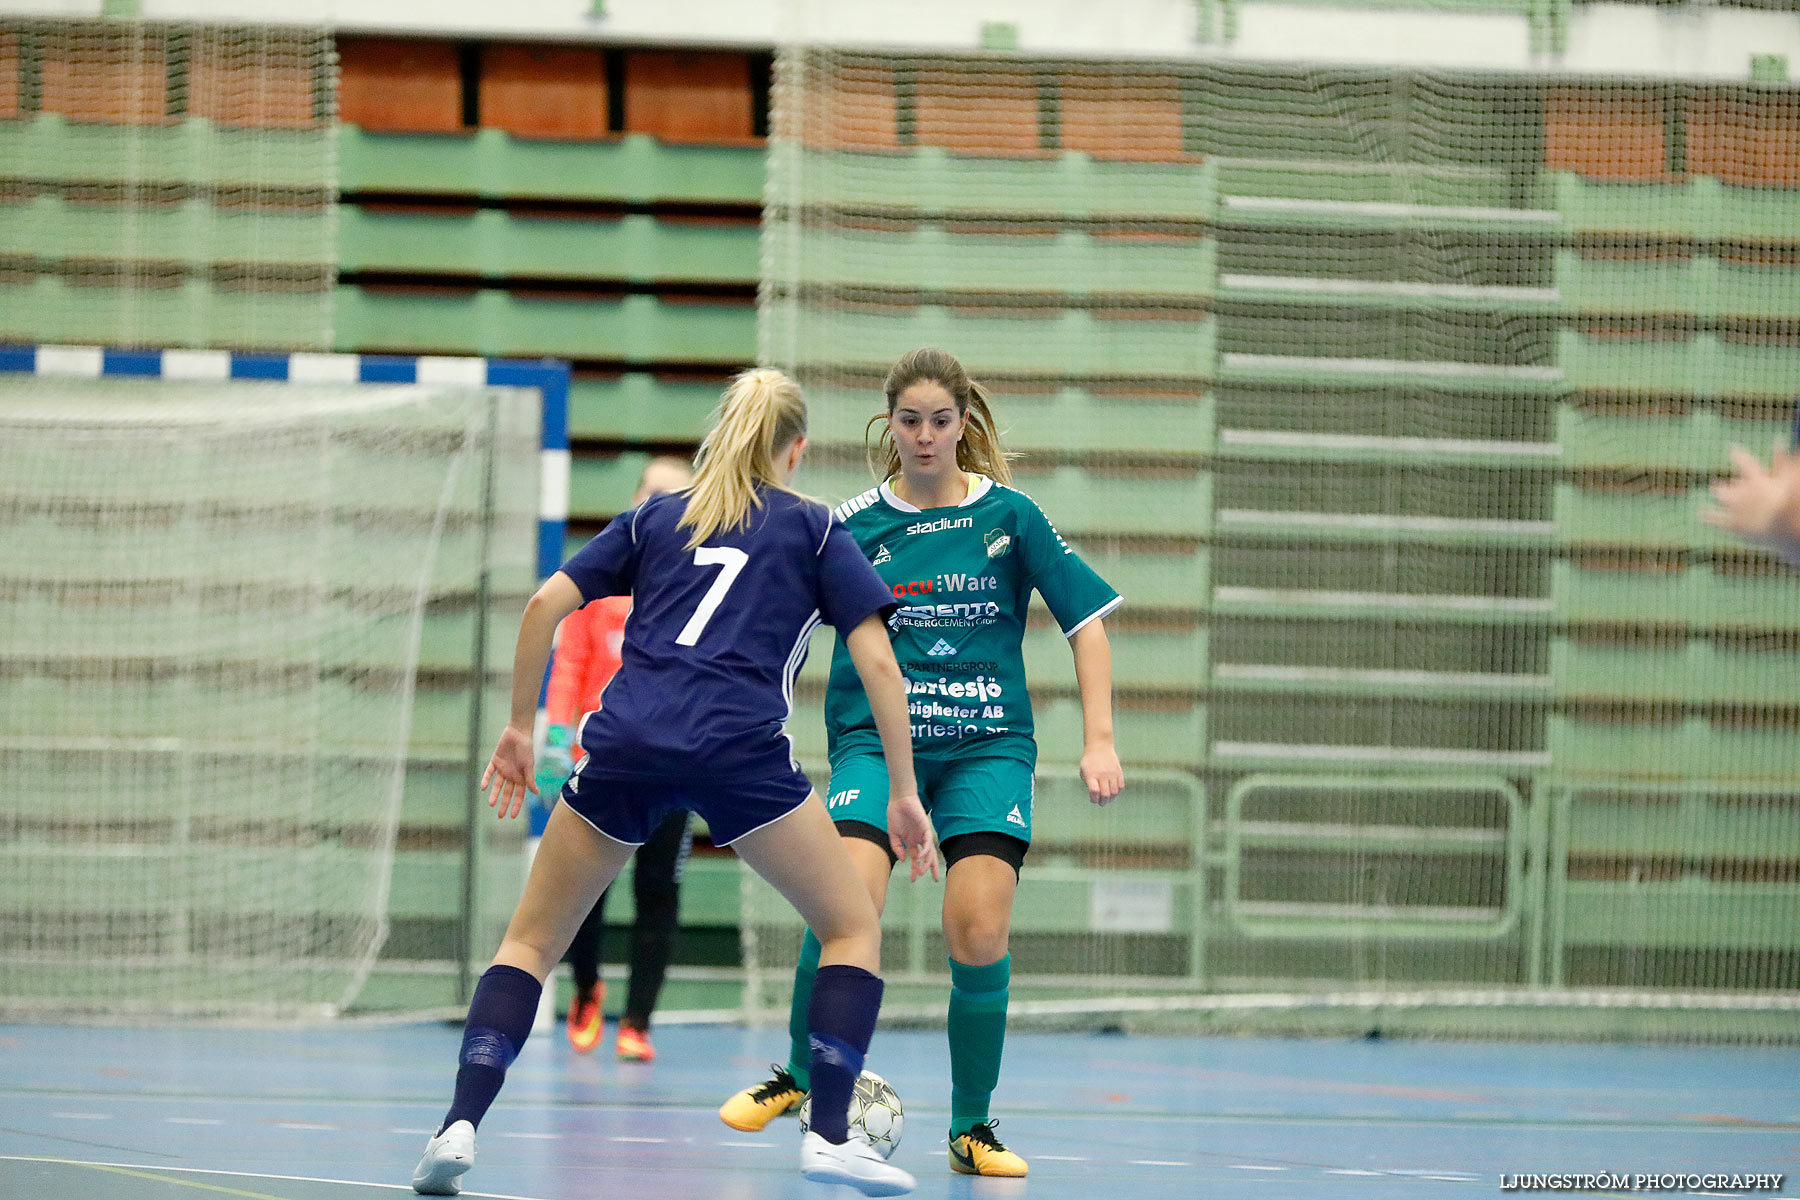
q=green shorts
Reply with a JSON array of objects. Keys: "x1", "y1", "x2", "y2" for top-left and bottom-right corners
[{"x1": 823, "y1": 748, "x2": 1035, "y2": 845}]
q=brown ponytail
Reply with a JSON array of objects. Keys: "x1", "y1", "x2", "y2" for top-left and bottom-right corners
[{"x1": 865, "y1": 347, "x2": 1015, "y2": 487}]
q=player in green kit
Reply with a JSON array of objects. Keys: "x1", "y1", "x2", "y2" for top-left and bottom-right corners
[{"x1": 720, "y1": 348, "x2": 1125, "y2": 1177}]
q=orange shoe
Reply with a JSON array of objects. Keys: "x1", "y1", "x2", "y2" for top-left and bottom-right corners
[
  {"x1": 615, "y1": 1022, "x2": 655, "y2": 1062},
  {"x1": 566, "y1": 981, "x2": 604, "y2": 1054}
]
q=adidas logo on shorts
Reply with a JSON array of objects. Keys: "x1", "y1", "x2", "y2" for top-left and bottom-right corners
[{"x1": 927, "y1": 639, "x2": 956, "y2": 656}]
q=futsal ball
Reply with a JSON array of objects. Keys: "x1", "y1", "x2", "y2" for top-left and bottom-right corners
[{"x1": 797, "y1": 1070, "x2": 905, "y2": 1159}]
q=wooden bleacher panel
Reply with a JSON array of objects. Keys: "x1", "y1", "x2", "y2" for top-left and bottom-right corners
[
  {"x1": 622, "y1": 50, "x2": 754, "y2": 144},
  {"x1": 1545, "y1": 86, "x2": 1670, "y2": 181},
  {"x1": 38, "y1": 29, "x2": 169, "y2": 125},
  {"x1": 337, "y1": 37, "x2": 462, "y2": 134},
  {"x1": 0, "y1": 31, "x2": 21, "y2": 121},
  {"x1": 481, "y1": 44, "x2": 609, "y2": 140},
  {"x1": 913, "y1": 65, "x2": 1041, "y2": 155},
  {"x1": 815, "y1": 60, "x2": 900, "y2": 150},
  {"x1": 188, "y1": 32, "x2": 322, "y2": 129},
  {"x1": 1688, "y1": 91, "x2": 1800, "y2": 188},
  {"x1": 1058, "y1": 72, "x2": 1187, "y2": 162}
]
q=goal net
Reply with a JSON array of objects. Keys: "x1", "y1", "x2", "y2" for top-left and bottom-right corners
[
  {"x1": 752, "y1": 46, "x2": 1800, "y2": 1040},
  {"x1": 0, "y1": 369, "x2": 538, "y2": 1021},
  {"x1": 0, "y1": 19, "x2": 336, "y2": 350}
]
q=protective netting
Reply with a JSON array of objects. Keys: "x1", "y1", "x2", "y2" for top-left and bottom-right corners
[
  {"x1": 753, "y1": 48, "x2": 1800, "y2": 1039},
  {"x1": 0, "y1": 374, "x2": 534, "y2": 1021},
  {"x1": 0, "y1": 20, "x2": 336, "y2": 349}
]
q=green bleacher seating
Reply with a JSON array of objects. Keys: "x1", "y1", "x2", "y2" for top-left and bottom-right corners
[
  {"x1": 568, "y1": 450, "x2": 654, "y2": 518},
  {"x1": 569, "y1": 373, "x2": 723, "y2": 441},
  {"x1": 789, "y1": 305, "x2": 1215, "y2": 378},
  {"x1": 339, "y1": 126, "x2": 766, "y2": 206},
  {"x1": 0, "y1": 278, "x2": 332, "y2": 348},
  {"x1": 1552, "y1": 171, "x2": 1800, "y2": 241},
  {"x1": 1064, "y1": 543, "x2": 1207, "y2": 612},
  {"x1": 333, "y1": 287, "x2": 755, "y2": 363},
  {"x1": 802, "y1": 386, "x2": 1213, "y2": 457},
  {"x1": 787, "y1": 146, "x2": 1217, "y2": 220},
  {"x1": 1544, "y1": 780, "x2": 1800, "y2": 985},
  {"x1": 1553, "y1": 482, "x2": 1722, "y2": 551},
  {"x1": 340, "y1": 209, "x2": 759, "y2": 285},
  {"x1": 1557, "y1": 250, "x2": 1800, "y2": 321},
  {"x1": 4, "y1": 194, "x2": 330, "y2": 266},
  {"x1": 1560, "y1": 330, "x2": 1800, "y2": 398},
  {"x1": 765, "y1": 222, "x2": 1216, "y2": 299},
  {"x1": 0, "y1": 112, "x2": 334, "y2": 188},
  {"x1": 1022, "y1": 621, "x2": 1205, "y2": 690}
]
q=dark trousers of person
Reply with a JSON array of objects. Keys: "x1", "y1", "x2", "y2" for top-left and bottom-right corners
[{"x1": 564, "y1": 808, "x2": 691, "y2": 1028}]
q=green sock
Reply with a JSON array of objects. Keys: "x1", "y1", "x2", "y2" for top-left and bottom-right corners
[
  {"x1": 947, "y1": 954, "x2": 1010, "y2": 1137},
  {"x1": 785, "y1": 929, "x2": 822, "y2": 1092}
]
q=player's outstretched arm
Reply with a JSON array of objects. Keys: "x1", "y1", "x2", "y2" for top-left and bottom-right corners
[
  {"x1": 1071, "y1": 619, "x2": 1123, "y2": 806},
  {"x1": 844, "y1": 614, "x2": 937, "y2": 881},
  {"x1": 1702, "y1": 441, "x2": 1800, "y2": 567},
  {"x1": 483, "y1": 572, "x2": 586, "y2": 820}
]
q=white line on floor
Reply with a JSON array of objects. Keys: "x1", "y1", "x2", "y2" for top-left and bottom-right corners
[{"x1": 0, "y1": 1154, "x2": 553, "y2": 1199}]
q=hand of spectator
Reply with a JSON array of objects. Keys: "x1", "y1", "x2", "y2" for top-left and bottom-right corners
[{"x1": 1702, "y1": 441, "x2": 1800, "y2": 565}]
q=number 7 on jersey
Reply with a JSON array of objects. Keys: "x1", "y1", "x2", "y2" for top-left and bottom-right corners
[{"x1": 675, "y1": 546, "x2": 749, "y2": 646}]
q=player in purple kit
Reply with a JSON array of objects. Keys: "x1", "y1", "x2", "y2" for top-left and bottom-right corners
[{"x1": 410, "y1": 368, "x2": 935, "y2": 1198}]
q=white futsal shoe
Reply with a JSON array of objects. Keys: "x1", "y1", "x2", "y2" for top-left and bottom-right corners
[
  {"x1": 411, "y1": 1120, "x2": 476, "y2": 1195},
  {"x1": 800, "y1": 1129, "x2": 916, "y2": 1196}
]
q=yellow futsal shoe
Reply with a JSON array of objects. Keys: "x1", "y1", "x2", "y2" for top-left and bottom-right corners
[
  {"x1": 948, "y1": 1121, "x2": 1028, "y2": 1177},
  {"x1": 719, "y1": 1064, "x2": 808, "y2": 1131}
]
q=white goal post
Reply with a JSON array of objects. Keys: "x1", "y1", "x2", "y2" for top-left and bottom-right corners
[{"x1": 0, "y1": 344, "x2": 566, "y2": 1022}]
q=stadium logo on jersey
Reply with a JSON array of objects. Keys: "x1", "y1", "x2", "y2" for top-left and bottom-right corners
[
  {"x1": 1006, "y1": 805, "x2": 1026, "y2": 827},
  {"x1": 927, "y1": 639, "x2": 956, "y2": 657},
  {"x1": 984, "y1": 529, "x2": 1012, "y2": 558},
  {"x1": 906, "y1": 515, "x2": 975, "y2": 536},
  {"x1": 872, "y1": 544, "x2": 892, "y2": 565}
]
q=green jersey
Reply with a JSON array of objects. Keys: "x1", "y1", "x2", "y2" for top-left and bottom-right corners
[{"x1": 824, "y1": 474, "x2": 1122, "y2": 762}]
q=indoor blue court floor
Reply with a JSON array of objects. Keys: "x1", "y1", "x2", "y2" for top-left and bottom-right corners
[{"x1": 1, "y1": 1020, "x2": 1796, "y2": 1199}]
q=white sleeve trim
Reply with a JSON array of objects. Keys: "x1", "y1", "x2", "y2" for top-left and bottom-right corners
[{"x1": 1062, "y1": 594, "x2": 1123, "y2": 639}]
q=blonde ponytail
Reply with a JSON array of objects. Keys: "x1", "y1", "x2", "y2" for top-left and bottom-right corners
[
  {"x1": 679, "y1": 368, "x2": 808, "y2": 548},
  {"x1": 866, "y1": 347, "x2": 1015, "y2": 487}
]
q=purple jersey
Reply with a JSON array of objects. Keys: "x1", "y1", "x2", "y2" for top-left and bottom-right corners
[{"x1": 558, "y1": 484, "x2": 896, "y2": 782}]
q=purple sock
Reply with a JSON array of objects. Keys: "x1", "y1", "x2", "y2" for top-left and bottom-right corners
[
  {"x1": 440, "y1": 965, "x2": 541, "y2": 1133},
  {"x1": 806, "y1": 963, "x2": 883, "y2": 1144}
]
